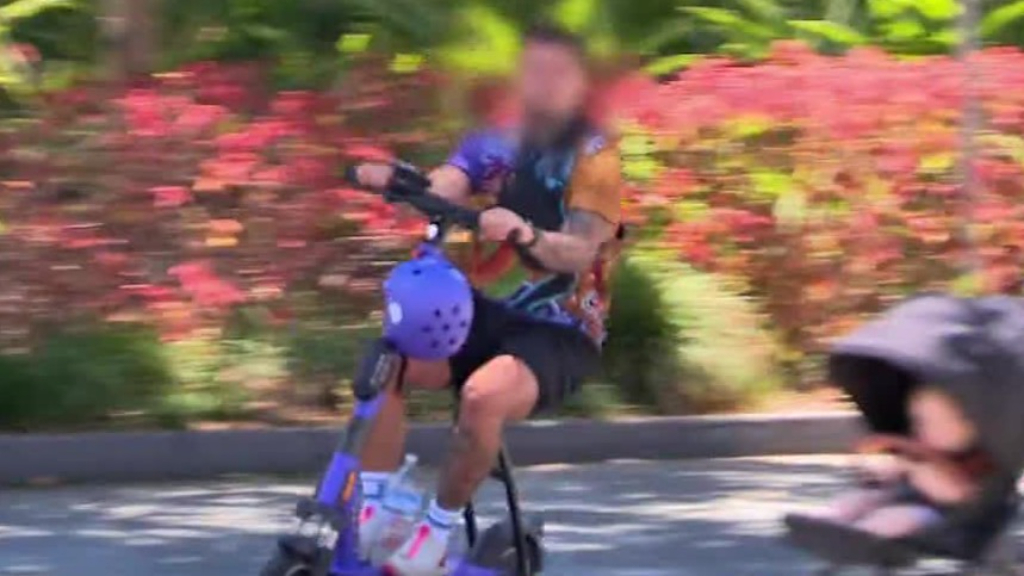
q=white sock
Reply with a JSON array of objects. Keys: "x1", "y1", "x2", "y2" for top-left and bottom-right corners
[
  {"x1": 421, "y1": 499, "x2": 460, "y2": 539},
  {"x1": 361, "y1": 471, "x2": 392, "y2": 503}
]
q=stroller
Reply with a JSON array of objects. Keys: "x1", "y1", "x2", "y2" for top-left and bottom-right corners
[{"x1": 783, "y1": 293, "x2": 1024, "y2": 575}]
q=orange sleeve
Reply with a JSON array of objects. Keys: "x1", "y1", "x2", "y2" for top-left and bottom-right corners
[{"x1": 565, "y1": 136, "x2": 623, "y2": 226}]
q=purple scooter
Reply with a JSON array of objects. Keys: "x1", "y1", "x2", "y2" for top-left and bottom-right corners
[{"x1": 258, "y1": 163, "x2": 545, "y2": 576}]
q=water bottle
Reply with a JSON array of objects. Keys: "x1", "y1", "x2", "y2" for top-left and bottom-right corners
[{"x1": 369, "y1": 454, "x2": 426, "y2": 565}]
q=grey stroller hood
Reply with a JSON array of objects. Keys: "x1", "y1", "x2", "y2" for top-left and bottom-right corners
[{"x1": 829, "y1": 292, "x2": 1024, "y2": 476}]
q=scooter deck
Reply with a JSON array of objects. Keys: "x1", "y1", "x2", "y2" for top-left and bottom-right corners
[
  {"x1": 784, "y1": 514, "x2": 918, "y2": 568},
  {"x1": 331, "y1": 564, "x2": 501, "y2": 576}
]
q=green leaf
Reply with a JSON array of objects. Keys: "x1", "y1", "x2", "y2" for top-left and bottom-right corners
[
  {"x1": 643, "y1": 53, "x2": 701, "y2": 76},
  {"x1": 389, "y1": 53, "x2": 424, "y2": 74},
  {"x1": 0, "y1": 0, "x2": 74, "y2": 22},
  {"x1": 751, "y1": 170, "x2": 795, "y2": 199},
  {"x1": 882, "y1": 17, "x2": 926, "y2": 41},
  {"x1": 674, "y1": 200, "x2": 710, "y2": 222},
  {"x1": 336, "y1": 33, "x2": 372, "y2": 54},
  {"x1": 980, "y1": 0, "x2": 1024, "y2": 38},
  {"x1": 636, "y1": 18, "x2": 697, "y2": 53},
  {"x1": 866, "y1": 0, "x2": 912, "y2": 20},
  {"x1": 552, "y1": 0, "x2": 599, "y2": 33},
  {"x1": 720, "y1": 41, "x2": 767, "y2": 60},
  {"x1": 725, "y1": 116, "x2": 773, "y2": 138},
  {"x1": 241, "y1": 23, "x2": 287, "y2": 43},
  {"x1": 824, "y1": 0, "x2": 860, "y2": 25},
  {"x1": 919, "y1": 152, "x2": 955, "y2": 173},
  {"x1": 680, "y1": 7, "x2": 778, "y2": 40},
  {"x1": 439, "y1": 4, "x2": 520, "y2": 74},
  {"x1": 620, "y1": 130, "x2": 656, "y2": 156},
  {"x1": 735, "y1": 0, "x2": 785, "y2": 23},
  {"x1": 788, "y1": 19, "x2": 868, "y2": 45},
  {"x1": 910, "y1": 0, "x2": 958, "y2": 21},
  {"x1": 622, "y1": 157, "x2": 661, "y2": 181},
  {"x1": 927, "y1": 29, "x2": 958, "y2": 47},
  {"x1": 950, "y1": 272, "x2": 984, "y2": 297}
]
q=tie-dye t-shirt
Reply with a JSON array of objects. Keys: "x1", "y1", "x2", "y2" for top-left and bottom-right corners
[{"x1": 446, "y1": 128, "x2": 624, "y2": 345}]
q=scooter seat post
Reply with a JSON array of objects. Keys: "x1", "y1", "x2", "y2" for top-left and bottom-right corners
[{"x1": 497, "y1": 446, "x2": 531, "y2": 575}]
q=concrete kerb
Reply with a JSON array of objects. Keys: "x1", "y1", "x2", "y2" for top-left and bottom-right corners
[{"x1": 0, "y1": 412, "x2": 863, "y2": 485}]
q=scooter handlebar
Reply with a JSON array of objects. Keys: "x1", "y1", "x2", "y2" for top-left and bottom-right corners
[{"x1": 344, "y1": 162, "x2": 481, "y2": 232}]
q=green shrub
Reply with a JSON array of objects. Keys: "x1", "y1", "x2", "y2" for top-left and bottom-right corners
[
  {"x1": 0, "y1": 323, "x2": 176, "y2": 429},
  {"x1": 153, "y1": 336, "x2": 275, "y2": 427},
  {"x1": 285, "y1": 321, "x2": 377, "y2": 407},
  {"x1": 603, "y1": 248, "x2": 781, "y2": 414}
]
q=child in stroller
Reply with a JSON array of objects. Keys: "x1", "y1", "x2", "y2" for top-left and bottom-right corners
[{"x1": 784, "y1": 293, "x2": 1024, "y2": 574}]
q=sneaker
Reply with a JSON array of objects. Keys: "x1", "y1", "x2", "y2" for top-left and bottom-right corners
[{"x1": 381, "y1": 522, "x2": 450, "y2": 576}]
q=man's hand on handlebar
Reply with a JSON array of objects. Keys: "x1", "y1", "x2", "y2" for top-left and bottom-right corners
[
  {"x1": 353, "y1": 164, "x2": 395, "y2": 190},
  {"x1": 479, "y1": 207, "x2": 535, "y2": 244}
]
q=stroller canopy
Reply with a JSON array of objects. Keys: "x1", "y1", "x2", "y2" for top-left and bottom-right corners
[{"x1": 829, "y1": 292, "x2": 1024, "y2": 476}]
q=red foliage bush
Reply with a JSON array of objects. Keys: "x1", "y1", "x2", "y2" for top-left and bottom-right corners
[
  {"x1": 621, "y1": 43, "x2": 1024, "y2": 357},
  {"x1": 5, "y1": 44, "x2": 1024, "y2": 364},
  {"x1": 0, "y1": 59, "x2": 450, "y2": 345}
]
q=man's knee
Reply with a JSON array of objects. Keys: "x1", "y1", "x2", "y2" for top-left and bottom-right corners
[{"x1": 459, "y1": 355, "x2": 538, "y2": 424}]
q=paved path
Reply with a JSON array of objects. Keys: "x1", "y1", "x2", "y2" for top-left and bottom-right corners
[{"x1": 0, "y1": 457, "x2": 1018, "y2": 575}]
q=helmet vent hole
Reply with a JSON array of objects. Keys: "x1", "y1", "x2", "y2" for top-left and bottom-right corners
[
  {"x1": 434, "y1": 309, "x2": 442, "y2": 318},
  {"x1": 412, "y1": 268, "x2": 422, "y2": 276},
  {"x1": 442, "y1": 324, "x2": 450, "y2": 332},
  {"x1": 422, "y1": 326, "x2": 432, "y2": 333},
  {"x1": 459, "y1": 321, "x2": 468, "y2": 328},
  {"x1": 431, "y1": 340, "x2": 440, "y2": 349},
  {"x1": 448, "y1": 338, "x2": 457, "y2": 346},
  {"x1": 452, "y1": 305, "x2": 460, "y2": 314}
]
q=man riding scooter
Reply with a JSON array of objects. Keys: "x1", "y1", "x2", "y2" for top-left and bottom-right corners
[{"x1": 349, "y1": 22, "x2": 625, "y2": 575}]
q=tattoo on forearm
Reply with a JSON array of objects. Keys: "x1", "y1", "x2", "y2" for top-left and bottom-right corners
[
  {"x1": 531, "y1": 209, "x2": 614, "y2": 273},
  {"x1": 565, "y1": 209, "x2": 611, "y2": 238}
]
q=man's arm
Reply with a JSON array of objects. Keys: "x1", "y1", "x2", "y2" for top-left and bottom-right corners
[
  {"x1": 354, "y1": 163, "x2": 472, "y2": 205},
  {"x1": 526, "y1": 135, "x2": 622, "y2": 273},
  {"x1": 526, "y1": 209, "x2": 616, "y2": 273},
  {"x1": 427, "y1": 164, "x2": 473, "y2": 206}
]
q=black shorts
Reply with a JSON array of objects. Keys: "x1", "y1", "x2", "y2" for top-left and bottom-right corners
[{"x1": 448, "y1": 291, "x2": 601, "y2": 413}]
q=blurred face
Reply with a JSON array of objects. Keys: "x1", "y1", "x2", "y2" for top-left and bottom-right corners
[
  {"x1": 909, "y1": 387, "x2": 977, "y2": 452},
  {"x1": 517, "y1": 41, "x2": 588, "y2": 141}
]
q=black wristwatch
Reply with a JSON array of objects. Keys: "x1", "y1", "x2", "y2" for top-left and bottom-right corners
[
  {"x1": 511, "y1": 222, "x2": 546, "y2": 271},
  {"x1": 517, "y1": 222, "x2": 542, "y2": 249}
]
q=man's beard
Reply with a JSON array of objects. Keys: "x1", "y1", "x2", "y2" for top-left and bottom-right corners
[{"x1": 521, "y1": 110, "x2": 579, "y2": 147}]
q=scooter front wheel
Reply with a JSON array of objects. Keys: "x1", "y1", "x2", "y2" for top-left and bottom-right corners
[
  {"x1": 260, "y1": 536, "x2": 333, "y2": 576},
  {"x1": 259, "y1": 551, "x2": 314, "y2": 576}
]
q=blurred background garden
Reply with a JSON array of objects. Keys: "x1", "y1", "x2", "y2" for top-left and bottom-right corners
[{"x1": 1, "y1": 0, "x2": 1024, "y2": 430}]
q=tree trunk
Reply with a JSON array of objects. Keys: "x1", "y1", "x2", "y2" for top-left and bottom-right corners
[{"x1": 99, "y1": 0, "x2": 159, "y2": 83}]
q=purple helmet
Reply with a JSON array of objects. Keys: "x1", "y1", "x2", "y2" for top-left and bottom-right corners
[{"x1": 382, "y1": 249, "x2": 474, "y2": 360}]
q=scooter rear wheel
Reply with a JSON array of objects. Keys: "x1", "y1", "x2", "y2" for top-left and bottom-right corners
[
  {"x1": 492, "y1": 535, "x2": 543, "y2": 575},
  {"x1": 259, "y1": 551, "x2": 315, "y2": 576}
]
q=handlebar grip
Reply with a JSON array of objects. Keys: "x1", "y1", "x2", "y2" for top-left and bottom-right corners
[
  {"x1": 392, "y1": 162, "x2": 431, "y2": 192},
  {"x1": 343, "y1": 161, "x2": 480, "y2": 231}
]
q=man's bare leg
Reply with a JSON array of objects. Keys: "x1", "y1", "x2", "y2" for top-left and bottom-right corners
[
  {"x1": 360, "y1": 390, "x2": 408, "y2": 473},
  {"x1": 384, "y1": 355, "x2": 539, "y2": 574},
  {"x1": 360, "y1": 359, "x2": 452, "y2": 471},
  {"x1": 437, "y1": 355, "x2": 539, "y2": 508},
  {"x1": 358, "y1": 358, "x2": 450, "y2": 559}
]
